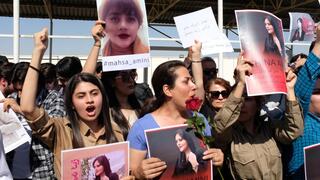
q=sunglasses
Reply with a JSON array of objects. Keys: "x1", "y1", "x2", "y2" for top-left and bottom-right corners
[
  {"x1": 203, "y1": 68, "x2": 218, "y2": 77},
  {"x1": 208, "y1": 90, "x2": 228, "y2": 99},
  {"x1": 115, "y1": 71, "x2": 137, "y2": 82}
]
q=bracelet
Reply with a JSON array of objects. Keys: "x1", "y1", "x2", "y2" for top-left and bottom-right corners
[
  {"x1": 94, "y1": 44, "x2": 101, "y2": 47},
  {"x1": 191, "y1": 60, "x2": 201, "y2": 63},
  {"x1": 29, "y1": 65, "x2": 41, "y2": 73}
]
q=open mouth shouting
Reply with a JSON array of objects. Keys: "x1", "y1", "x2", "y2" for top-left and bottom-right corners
[{"x1": 86, "y1": 105, "x2": 96, "y2": 117}]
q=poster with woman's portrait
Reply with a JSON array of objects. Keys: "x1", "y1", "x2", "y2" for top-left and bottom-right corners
[
  {"x1": 145, "y1": 124, "x2": 212, "y2": 180},
  {"x1": 289, "y1": 12, "x2": 315, "y2": 42},
  {"x1": 96, "y1": 0, "x2": 150, "y2": 72},
  {"x1": 235, "y1": 10, "x2": 287, "y2": 96},
  {"x1": 61, "y1": 142, "x2": 129, "y2": 180}
]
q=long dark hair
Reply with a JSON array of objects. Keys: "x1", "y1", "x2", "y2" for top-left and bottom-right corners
[
  {"x1": 64, "y1": 73, "x2": 119, "y2": 148},
  {"x1": 141, "y1": 60, "x2": 186, "y2": 116},
  {"x1": 101, "y1": 70, "x2": 141, "y2": 139},
  {"x1": 93, "y1": 155, "x2": 119, "y2": 180},
  {"x1": 264, "y1": 16, "x2": 285, "y2": 57},
  {"x1": 173, "y1": 129, "x2": 205, "y2": 176}
]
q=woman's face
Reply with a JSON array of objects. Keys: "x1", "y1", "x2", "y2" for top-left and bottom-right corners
[
  {"x1": 175, "y1": 134, "x2": 189, "y2": 152},
  {"x1": 72, "y1": 82, "x2": 103, "y2": 123},
  {"x1": 264, "y1": 18, "x2": 274, "y2": 34},
  {"x1": 94, "y1": 161, "x2": 104, "y2": 176},
  {"x1": 105, "y1": 10, "x2": 140, "y2": 49},
  {"x1": 113, "y1": 70, "x2": 137, "y2": 96},
  {"x1": 169, "y1": 67, "x2": 197, "y2": 109},
  {"x1": 208, "y1": 83, "x2": 228, "y2": 109}
]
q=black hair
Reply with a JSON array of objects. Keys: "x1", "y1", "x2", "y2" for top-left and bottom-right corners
[
  {"x1": 101, "y1": 69, "x2": 141, "y2": 139},
  {"x1": 96, "y1": 62, "x2": 102, "y2": 74},
  {"x1": 0, "y1": 55, "x2": 9, "y2": 66},
  {"x1": 40, "y1": 63, "x2": 57, "y2": 85},
  {"x1": 64, "y1": 73, "x2": 119, "y2": 148},
  {"x1": 264, "y1": 16, "x2": 285, "y2": 57},
  {"x1": 56, "y1": 56, "x2": 82, "y2": 80},
  {"x1": 141, "y1": 60, "x2": 186, "y2": 116},
  {"x1": 309, "y1": 41, "x2": 316, "y2": 53},
  {"x1": 0, "y1": 62, "x2": 15, "y2": 82}
]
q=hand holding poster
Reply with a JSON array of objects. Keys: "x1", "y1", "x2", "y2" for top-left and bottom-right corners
[
  {"x1": 289, "y1": 12, "x2": 315, "y2": 42},
  {"x1": 62, "y1": 142, "x2": 129, "y2": 180},
  {"x1": 0, "y1": 91, "x2": 31, "y2": 153},
  {"x1": 174, "y1": 7, "x2": 233, "y2": 55},
  {"x1": 96, "y1": 0, "x2": 150, "y2": 71},
  {"x1": 235, "y1": 10, "x2": 287, "y2": 96},
  {"x1": 145, "y1": 124, "x2": 212, "y2": 180}
]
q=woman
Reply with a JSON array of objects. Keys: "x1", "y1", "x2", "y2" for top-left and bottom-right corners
[
  {"x1": 291, "y1": 18, "x2": 305, "y2": 42},
  {"x1": 264, "y1": 16, "x2": 285, "y2": 57},
  {"x1": 214, "y1": 52, "x2": 304, "y2": 179},
  {"x1": 173, "y1": 129, "x2": 207, "y2": 176},
  {"x1": 83, "y1": 23, "x2": 142, "y2": 140},
  {"x1": 205, "y1": 78, "x2": 231, "y2": 111},
  {"x1": 127, "y1": 60, "x2": 224, "y2": 179},
  {"x1": 99, "y1": 0, "x2": 149, "y2": 56},
  {"x1": 101, "y1": 69, "x2": 141, "y2": 139},
  {"x1": 93, "y1": 155, "x2": 119, "y2": 180},
  {"x1": 20, "y1": 28, "x2": 124, "y2": 179}
]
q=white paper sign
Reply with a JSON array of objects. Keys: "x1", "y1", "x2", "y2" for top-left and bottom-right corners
[
  {"x1": 0, "y1": 103, "x2": 31, "y2": 153},
  {"x1": 102, "y1": 53, "x2": 150, "y2": 71},
  {"x1": 174, "y1": 7, "x2": 233, "y2": 55}
]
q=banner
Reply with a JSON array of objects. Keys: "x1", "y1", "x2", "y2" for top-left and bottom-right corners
[
  {"x1": 61, "y1": 142, "x2": 129, "y2": 180},
  {"x1": 96, "y1": 0, "x2": 150, "y2": 71},
  {"x1": 145, "y1": 124, "x2": 212, "y2": 180},
  {"x1": 235, "y1": 10, "x2": 287, "y2": 96}
]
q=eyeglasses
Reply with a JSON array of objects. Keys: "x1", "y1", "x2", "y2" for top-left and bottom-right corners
[
  {"x1": 115, "y1": 71, "x2": 137, "y2": 82},
  {"x1": 208, "y1": 90, "x2": 228, "y2": 99},
  {"x1": 203, "y1": 68, "x2": 218, "y2": 77}
]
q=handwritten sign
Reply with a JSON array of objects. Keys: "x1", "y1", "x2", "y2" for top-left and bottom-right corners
[{"x1": 174, "y1": 7, "x2": 233, "y2": 55}]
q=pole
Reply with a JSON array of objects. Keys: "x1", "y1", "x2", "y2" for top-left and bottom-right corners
[
  {"x1": 13, "y1": 0, "x2": 20, "y2": 63},
  {"x1": 218, "y1": 0, "x2": 223, "y2": 77}
]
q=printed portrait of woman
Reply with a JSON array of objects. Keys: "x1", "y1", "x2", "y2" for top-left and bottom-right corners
[
  {"x1": 264, "y1": 16, "x2": 285, "y2": 58},
  {"x1": 93, "y1": 155, "x2": 119, "y2": 180},
  {"x1": 172, "y1": 129, "x2": 207, "y2": 177},
  {"x1": 290, "y1": 18, "x2": 305, "y2": 42},
  {"x1": 98, "y1": 0, "x2": 149, "y2": 56}
]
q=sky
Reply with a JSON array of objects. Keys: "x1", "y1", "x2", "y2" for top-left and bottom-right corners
[{"x1": 0, "y1": 16, "x2": 311, "y2": 59}]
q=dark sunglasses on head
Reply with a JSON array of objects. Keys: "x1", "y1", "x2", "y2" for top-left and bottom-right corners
[
  {"x1": 115, "y1": 71, "x2": 137, "y2": 82},
  {"x1": 203, "y1": 68, "x2": 218, "y2": 76},
  {"x1": 208, "y1": 90, "x2": 228, "y2": 99}
]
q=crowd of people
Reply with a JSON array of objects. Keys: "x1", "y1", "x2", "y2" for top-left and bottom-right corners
[{"x1": 0, "y1": 7, "x2": 319, "y2": 180}]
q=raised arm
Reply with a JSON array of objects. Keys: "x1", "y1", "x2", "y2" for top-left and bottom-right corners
[
  {"x1": 189, "y1": 40, "x2": 204, "y2": 100},
  {"x1": 214, "y1": 52, "x2": 252, "y2": 143},
  {"x1": 294, "y1": 24, "x2": 320, "y2": 117},
  {"x1": 274, "y1": 70, "x2": 304, "y2": 144},
  {"x1": 82, "y1": 21, "x2": 105, "y2": 74},
  {"x1": 20, "y1": 28, "x2": 48, "y2": 120}
]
